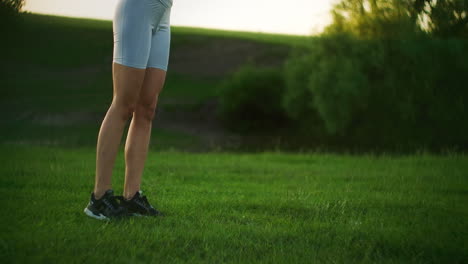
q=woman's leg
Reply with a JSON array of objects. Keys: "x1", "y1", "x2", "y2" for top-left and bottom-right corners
[
  {"x1": 123, "y1": 67, "x2": 166, "y2": 200},
  {"x1": 93, "y1": 63, "x2": 146, "y2": 199},
  {"x1": 122, "y1": 2, "x2": 171, "y2": 200}
]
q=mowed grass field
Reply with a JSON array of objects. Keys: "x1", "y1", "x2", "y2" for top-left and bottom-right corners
[
  {"x1": 1, "y1": 14, "x2": 468, "y2": 263},
  {"x1": 2, "y1": 146, "x2": 468, "y2": 263}
]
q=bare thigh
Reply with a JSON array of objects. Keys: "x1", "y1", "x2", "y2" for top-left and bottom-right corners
[
  {"x1": 112, "y1": 63, "x2": 147, "y2": 114},
  {"x1": 135, "y1": 67, "x2": 167, "y2": 116}
]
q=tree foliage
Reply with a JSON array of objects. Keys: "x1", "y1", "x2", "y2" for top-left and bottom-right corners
[
  {"x1": 419, "y1": 0, "x2": 468, "y2": 37},
  {"x1": 281, "y1": 0, "x2": 468, "y2": 151},
  {"x1": 1, "y1": 0, "x2": 25, "y2": 29},
  {"x1": 326, "y1": 0, "x2": 468, "y2": 38},
  {"x1": 0, "y1": 0, "x2": 25, "y2": 13}
]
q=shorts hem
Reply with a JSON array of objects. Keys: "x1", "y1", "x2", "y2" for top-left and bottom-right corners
[
  {"x1": 147, "y1": 64, "x2": 168, "y2": 71},
  {"x1": 113, "y1": 60, "x2": 147, "y2": 70}
]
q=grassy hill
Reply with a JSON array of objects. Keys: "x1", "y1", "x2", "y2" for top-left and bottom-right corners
[
  {"x1": 1, "y1": 13, "x2": 312, "y2": 150},
  {"x1": 6, "y1": 13, "x2": 464, "y2": 153},
  {"x1": 1, "y1": 14, "x2": 467, "y2": 263}
]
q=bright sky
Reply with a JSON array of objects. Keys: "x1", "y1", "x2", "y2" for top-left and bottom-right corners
[{"x1": 23, "y1": 0, "x2": 335, "y2": 35}]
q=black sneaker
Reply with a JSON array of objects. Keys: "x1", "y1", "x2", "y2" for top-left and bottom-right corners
[
  {"x1": 116, "y1": 190, "x2": 164, "y2": 217},
  {"x1": 83, "y1": 189, "x2": 129, "y2": 220}
]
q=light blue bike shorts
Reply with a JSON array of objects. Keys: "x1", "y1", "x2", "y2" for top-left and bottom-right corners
[{"x1": 113, "y1": 0, "x2": 173, "y2": 71}]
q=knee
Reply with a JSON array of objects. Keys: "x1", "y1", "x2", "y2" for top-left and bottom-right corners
[
  {"x1": 135, "y1": 103, "x2": 157, "y2": 122},
  {"x1": 113, "y1": 102, "x2": 137, "y2": 121}
]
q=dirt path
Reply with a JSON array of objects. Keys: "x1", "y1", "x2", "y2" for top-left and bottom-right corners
[{"x1": 169, "y1": 36, "x2": 291, "y2": 77}]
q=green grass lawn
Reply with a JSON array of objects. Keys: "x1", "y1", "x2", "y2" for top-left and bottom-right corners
[{"x1": 1, "y1": 145, "x2": 467, "y2": 263}]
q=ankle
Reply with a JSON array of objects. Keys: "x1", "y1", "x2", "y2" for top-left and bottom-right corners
[
  {"x1": 93, "y1": 189, "x2": 109, "y2": 200},
  {"x1": 123, "y1": 190, "x2": 138, "y2": 200}
]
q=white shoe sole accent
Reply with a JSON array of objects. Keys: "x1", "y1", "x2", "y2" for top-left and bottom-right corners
[{"x1": 84, "y1": 208, "x2": 109, "y2": 221}]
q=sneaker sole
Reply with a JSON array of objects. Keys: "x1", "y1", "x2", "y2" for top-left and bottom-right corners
[
  {"x1": 83, "y1": 208, "x2": 109, "y2": 221},
  {"x1": 130, "y1": 212, "x2": 164, "y2": 217}
]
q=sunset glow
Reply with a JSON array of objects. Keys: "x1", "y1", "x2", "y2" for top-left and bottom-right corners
[{"x1": 23, "y1": 0, "x2": 335, "y2": 35}]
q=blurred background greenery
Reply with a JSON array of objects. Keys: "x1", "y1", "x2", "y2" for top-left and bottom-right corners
[
  {"x1": 1, "y1": 0, "x2": 467, "y2": 153},
  {"x1": 219, "y1": 0, "x2": 468, "y2": 153}
]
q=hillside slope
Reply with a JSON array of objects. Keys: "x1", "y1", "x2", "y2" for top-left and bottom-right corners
[
  {"x1": 1, "y1": 13, "x2": 306, "y2": 151},
  {"x1": 4, "y1": 13, "x2": 304, "y2": 76}
]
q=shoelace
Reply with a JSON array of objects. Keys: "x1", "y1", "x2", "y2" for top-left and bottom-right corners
[
  {"x1": 135, "y1": 195, "x2": 154, "y2": 210},
  {"x1": 102, "y1": 195, "x2": 120, "y2": 211},
  {"x1": 142, "y1": 196, "x2": 154, "y2": 209}
]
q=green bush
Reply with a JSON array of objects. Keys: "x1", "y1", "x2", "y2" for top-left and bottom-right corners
[
  {"x1": 282, "y1": 40, "x2": 319, "y2": 122},
  {"x1": 381, "y1": 36, "x2": 468, "y2": 148},
  {"x1": 283, "y1": 33, "x2": 468, "y2": 150},
  {"x1": 217, "y1": 64, "x2": 289, "y2": 133}
]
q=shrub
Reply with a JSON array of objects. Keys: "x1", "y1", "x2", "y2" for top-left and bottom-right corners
[
  {"x1": 283, "y1": 33, "x2": 468, "y2": 150},
  {"x1": 284, "y1": 34, "x2": 378, "y2": 136},
  {"x1": 282, "y1": 40, "x2": 319, "y2": 122},
  {"x1": 217, "y1": 64, "x2": 289, "y2": 133}
]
